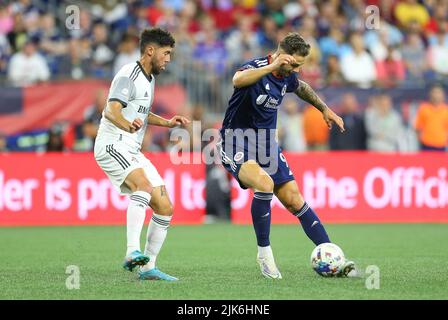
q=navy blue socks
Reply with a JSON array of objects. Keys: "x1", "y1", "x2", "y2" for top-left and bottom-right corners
[
  {"x1": 294, "y1": 202, "x2": 330, "y2": 245},
  {"x1": 251, "y1": 192, "x2": 273, "y2": 247}
]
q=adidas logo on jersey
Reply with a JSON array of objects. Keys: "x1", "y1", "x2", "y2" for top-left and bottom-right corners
[
  {"x1": 144, "y1": 91, "x2": 148, "y2": 97},
  {"x1": 265, "y1": 83, "x2": 270, "y2": 91}
]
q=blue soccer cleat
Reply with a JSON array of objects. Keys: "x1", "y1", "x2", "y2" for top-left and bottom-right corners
[
  {"x1": 122, "y1": 250, "x2": 150, "y2": 272},
  {"x1": 138, "y1": 267, "x2": 179, "y2": 281}
]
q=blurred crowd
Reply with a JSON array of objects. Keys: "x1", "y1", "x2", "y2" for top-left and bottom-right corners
[
  {"x1": 1, "y1": 0, "x2": 448, "y2": 87},
  {"x1": 0, "y1": 0, "x2": 447, "y2": 153}
]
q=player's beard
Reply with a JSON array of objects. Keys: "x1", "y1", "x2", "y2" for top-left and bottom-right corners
[
  {"x1": 278, "y1": 66, "x2": 291, "y2": 77},
  {"x1": 151, "y1": 58, "x2": 162, "y2": 75}
]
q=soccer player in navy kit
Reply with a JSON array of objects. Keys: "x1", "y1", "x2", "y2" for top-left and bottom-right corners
[{"x1": 218, "y1": 33, "x2": 356, "y2": 279}]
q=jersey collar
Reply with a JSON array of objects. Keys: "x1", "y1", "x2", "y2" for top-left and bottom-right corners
[{"x1": 136, "y1": 61, "x2": 153, "y2": 83}]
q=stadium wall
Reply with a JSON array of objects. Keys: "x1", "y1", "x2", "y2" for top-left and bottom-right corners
[{"x1": 0, "y1": 152, "x2": 447, "y2": 226}]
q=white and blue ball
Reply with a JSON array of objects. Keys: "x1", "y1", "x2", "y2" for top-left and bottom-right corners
[{"x1": 310, "y1": 243, "x2": 346, "y2": 277}]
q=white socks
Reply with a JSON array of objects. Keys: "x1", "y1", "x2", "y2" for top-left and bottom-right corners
[
  {"x1": 258, "y1": 245, "x2": 274, "y2": 259},
  {"x1": 142, "y1": 213, "x2": 172, "y2": 271},
  {"x1": 126, "y1": 191, "x2": 151, "y2": 256}
]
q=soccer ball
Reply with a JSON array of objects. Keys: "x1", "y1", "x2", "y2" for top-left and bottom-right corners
[{"x1": 310, "y1": 243, "x2": 346, "y2": 277}]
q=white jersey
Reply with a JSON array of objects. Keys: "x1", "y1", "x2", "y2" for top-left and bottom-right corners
[{"x1": 96, "y1": 61, "x2": 155, "y2": 151}]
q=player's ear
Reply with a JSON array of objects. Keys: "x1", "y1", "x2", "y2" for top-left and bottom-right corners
[{"x1": 145, "y1": 45, "x2": 155, "y2": 57}]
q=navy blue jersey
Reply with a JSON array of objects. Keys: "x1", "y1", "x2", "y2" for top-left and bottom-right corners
[{"x1": 221, "y1": 55, "x2": 300, "y2": 130}]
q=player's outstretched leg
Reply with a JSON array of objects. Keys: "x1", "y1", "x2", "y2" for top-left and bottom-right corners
[
  {"x1": 139, "y1": 185, "x2": 178, "y2": 281},
  {"x1": 239, "y1": 160, "x2": 282, "y2": 279},
  {"x1": 275, "y1": 180, "x2": 357, "y2": 276},
  {"x1": 275, "y1": 180, "x2": 330, "y2": 245},
  {"x1": 122, "y1": 169, "x2": 152, "y2": 272}
]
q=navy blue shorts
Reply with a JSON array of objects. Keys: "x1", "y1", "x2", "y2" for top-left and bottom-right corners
[{"x1": 217, "y1": 128, "x2": 295, "y2": 189}]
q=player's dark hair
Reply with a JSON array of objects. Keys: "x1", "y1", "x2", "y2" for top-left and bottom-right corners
[
  {"x1": 140, "y1": 28, "x2": 175, "y2": 54},
  {"x1": 279, "y1": 33, "x2": 310, "y2": 57}
]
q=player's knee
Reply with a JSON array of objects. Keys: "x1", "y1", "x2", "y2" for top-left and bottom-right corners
[
  {"x1": 135, "y1": 180, "x2": 153, "y2": 195},
  {"x1": 156, "y1": 203, "x2": 173, "y2": 216},
  {"x1": 254, "y1": 175, "x2": 274, "y2": 193}
]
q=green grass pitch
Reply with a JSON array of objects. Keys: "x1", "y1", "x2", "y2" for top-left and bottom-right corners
[{"x1": 0, "y1": 223, "x2": 447, "y2": 300}]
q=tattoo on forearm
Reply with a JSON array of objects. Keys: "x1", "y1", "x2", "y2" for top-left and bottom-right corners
[{"x1": 295, "y1": 80, "x2": 327, "y2": 112}]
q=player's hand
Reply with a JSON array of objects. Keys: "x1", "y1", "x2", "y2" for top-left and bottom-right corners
[
  {"x1": 168, "y1": 115, "x2": 190, "y2": 128},
  {"x1": 323, "y1": 108, "x2": 345, "y2": 133},
  {"x1": 130, "y1": 118, "x2": 144, "y2": 133},
  {"x1": 269, "y1": 54, "x2": 294, "y2": 72}
]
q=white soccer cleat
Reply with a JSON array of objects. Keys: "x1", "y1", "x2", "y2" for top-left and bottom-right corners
[
  {"x1": 339, "y1": 260, "x2": 358, "y2": 277},
  {"x1": 256, "y1": 255, "x2": 282, "y2": 279}
]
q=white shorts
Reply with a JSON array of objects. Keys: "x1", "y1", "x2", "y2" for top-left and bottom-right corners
[{"x1": 94, "y1": 140, "x2": 164, "y2": 195}]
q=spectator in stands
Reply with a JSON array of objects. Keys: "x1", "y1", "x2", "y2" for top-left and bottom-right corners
[
  {"x1": 192, "y1": 16, "x2": 228, "y2": 109},
  {"x1": 365, "y1": 94, "x2": 404, "y2": 152},
  {"x1": 424, "y1": 1, "x2": 447, "y2": 36},
  {"x1": 37, "y1": 13, "x2": 67, "y2": 76},
  {"x1": 364, "y1": 21, "x2": 404, "y2": 52},
  {"x1": 84, "y1": 88, "x2": 107, "y2": 125},
  {"x1": 68, "y1": 9, "x2": 92, "y2": 39},
  {"x1": 329, "y1": 93, "x2": 367, "y2": 150},
  {"x1": 375, "y1": 47, "x2": 406, "y2": 88},
  {"x1": 113, "y1": 32, "x2": 139, "y2": 74},
  {"x1": 324, "y1": 54, "x2": 345, "y2": 87},
  {"x1": 401, "y1": 31, "x2": 427, "y2": 84},
  {"x1": 59, "y1": 36, "x2": 91, "y2": 80},
  {"x1": 299, "y1": 45, "x2": 323, "y2": 88},
  {"x1": 340, "y1": 32, "x2": 377, "y2": 88},
  {"x1": 427, "y1": 30, "x2": 448, "y2": 81},
  {"x1": 45, "y1": 125, "x2": 65, "y2": 152},
  {"x1": 0, "y1": 131, "x2": 8, "y2": 152},
  {"x1": 394, "y1": 0, "x2": 430, "y2": 30},
  {"x1": 225, "y1": 16, "x2": 261, "y2": 68},
  {"x1": 318, "y1": 27, "x2": 351, "y2": 63},
  {"x1": 7, "y1": 38, "x2": 50, "y2": 86},
  {"x1": 303, "y1": 104, "x2": 329, "y2": 151},
  {"x1": 277, "y1": 97, "x2": 306, "y2": 152},
  {"x1": 90, "y1": 22, "x2": 114, "y2": 78},
  {"x1": 257, "y1": 16, "x2": 278, "y2": 51},
  {"x1": 414, "y1": 84, "x2": 448, "y2": 151},
  {"x1": 0, "y1": 32, "x2": 11, "y2": 75},
  {"x1": 6, "y1": 13, "x2": 28, "y2": 52},
  {"x1": 0, "y1": 4, "x2": 13, "y2": 35}
]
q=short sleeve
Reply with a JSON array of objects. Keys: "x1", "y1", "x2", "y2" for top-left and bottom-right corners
[
  {"x1": 108, "y1": 76, "x2": 136, "y2": 107},
  {"x1": 286, "y1": 72, "x2": 300, "y2": 92},
  {"x1": 237, "y1": 61, "x2": 257, "y2": 72}
]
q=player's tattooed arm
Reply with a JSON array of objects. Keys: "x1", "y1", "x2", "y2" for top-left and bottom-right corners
[
  {"x1": 294, "y1": 80, "x2": 328, "y2": 113},
  {"x1": 295, "y1": 80, "x2": 345, "y2": 132}
]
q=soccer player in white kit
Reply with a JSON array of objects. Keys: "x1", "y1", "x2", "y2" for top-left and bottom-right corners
[{"x1": 94, "y1": 28, "x2": 189, "y2": 281}]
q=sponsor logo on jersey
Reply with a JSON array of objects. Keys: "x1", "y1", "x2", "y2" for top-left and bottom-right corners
[
  {"x1": 121, "y1": 88, "x2": 129, "y2": 96},
  {"x1": 281, "y1": 85, "x2": 287, "y2": 96},
  {"x1": 144, "y1": 91, "x2": 148, "y2": 97},
  {"x1": 265, "y1": 83, "x2": 270, "y2": 91},
  {"x1": 264, "y1": 97, "x2": 280, "y2": 109},
  {"x1": 256, "y1": 95, "x2": 268, "y2": 105},
  {"x1": 138, "y1": 105, "x2": 149, "y2": 114}
]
